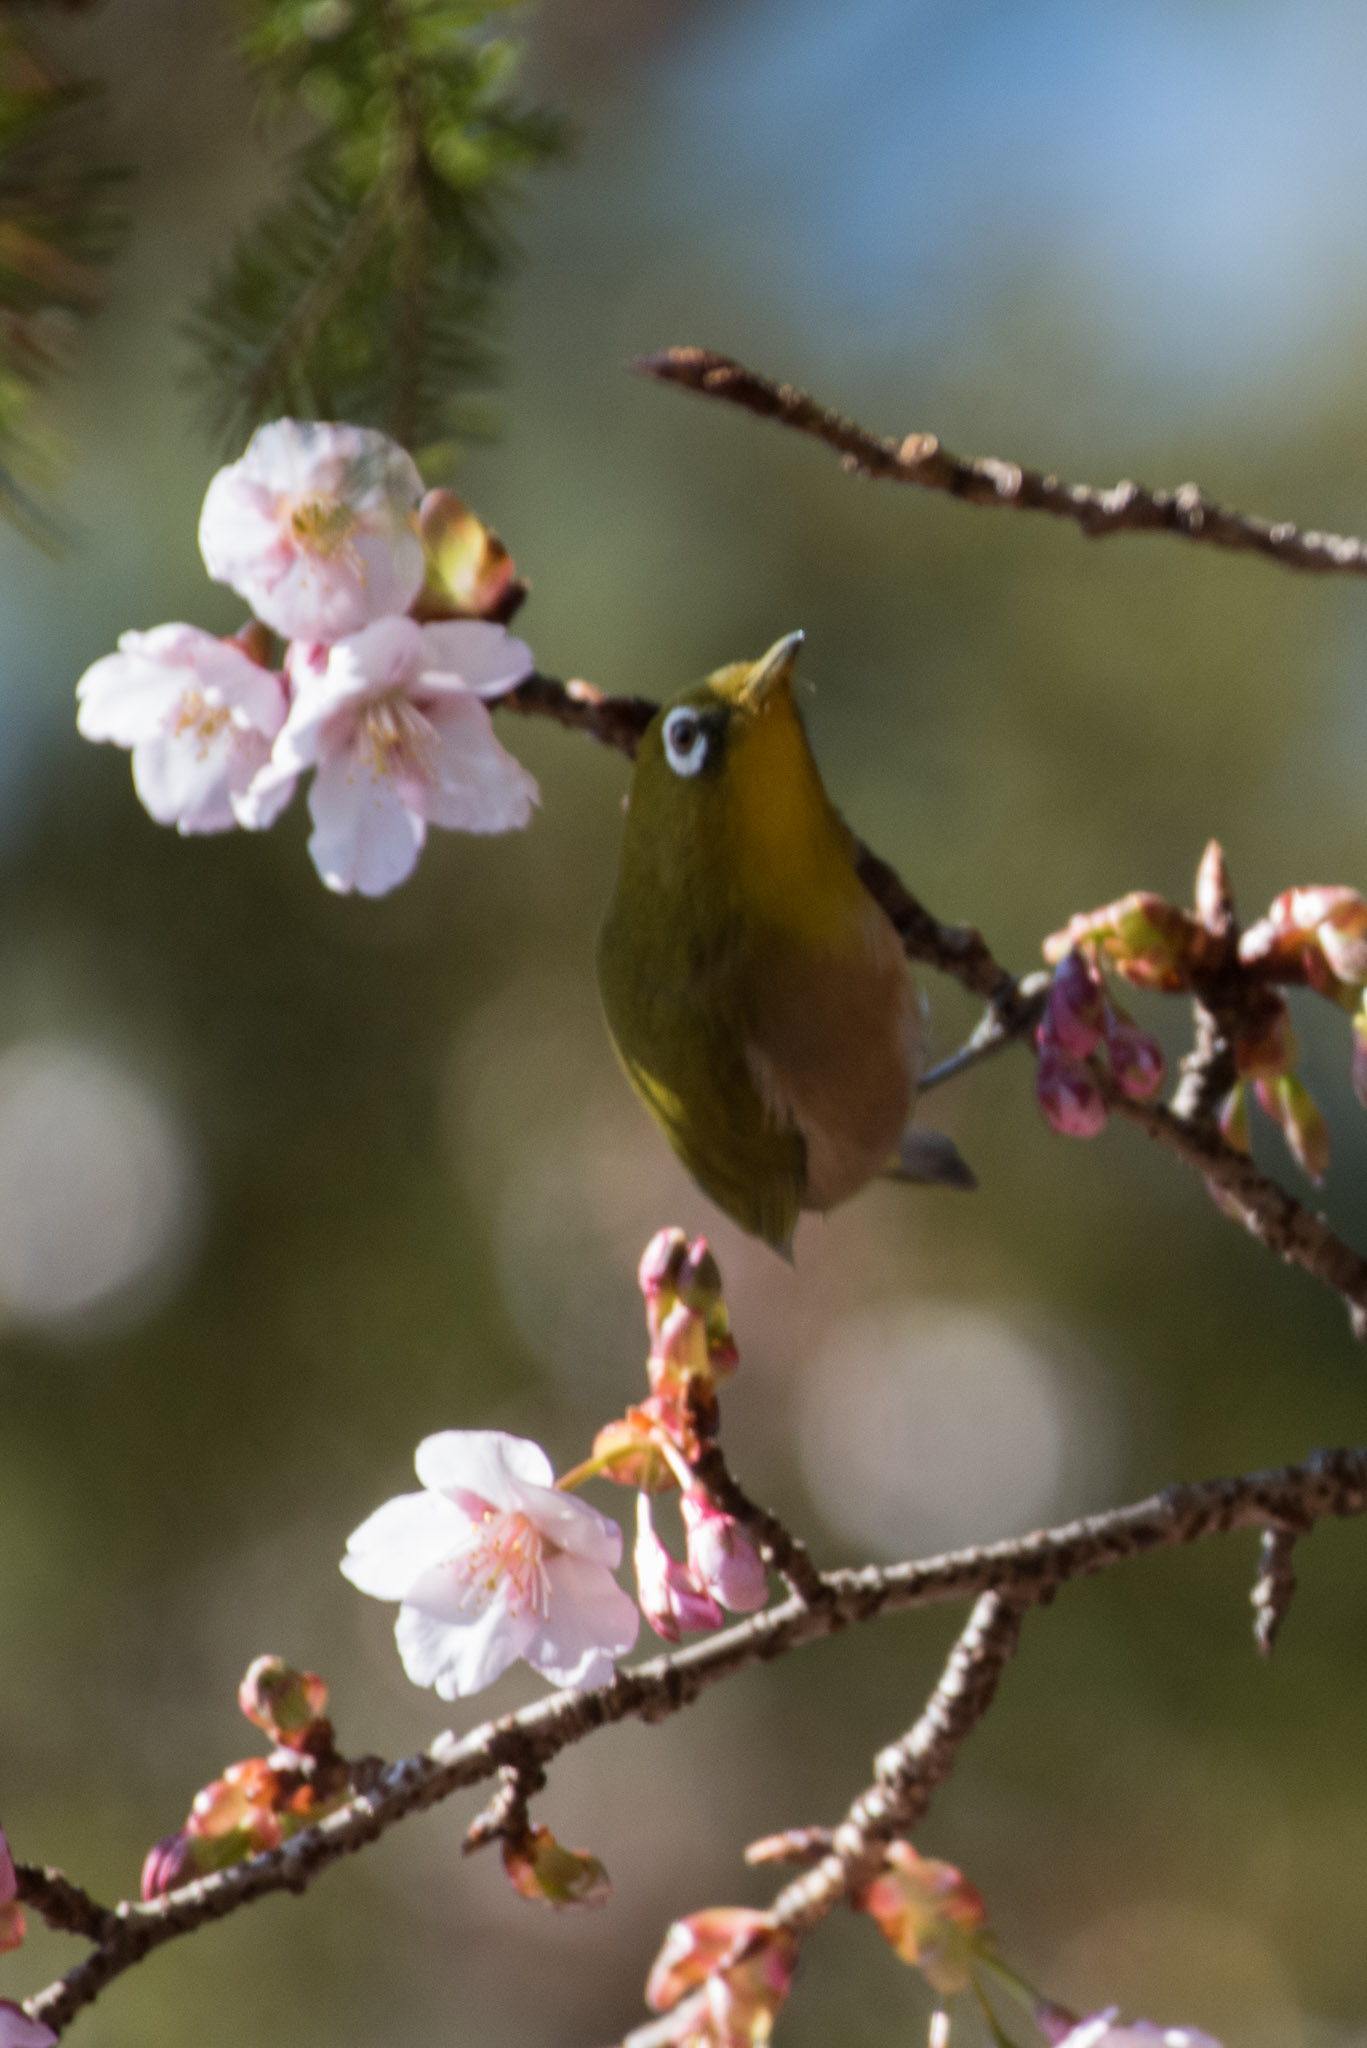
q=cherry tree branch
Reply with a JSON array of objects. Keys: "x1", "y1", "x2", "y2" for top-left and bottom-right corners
[
  {"x1": 769, "y1": 1590, "x2": 1028, "y2": 1933},
  {"x1": 22, "y1": 1442, "x2": 1367, "y2": 2034},
  {"x1": 633, "y1": 347, "x2": 1367, "y2": 578}
]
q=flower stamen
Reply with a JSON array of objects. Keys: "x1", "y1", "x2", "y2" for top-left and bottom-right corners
[
  {"x1": 448, "y1": 1509, "x2": 553, "y2": 1621},
  {"x1": 356, "y1": 689, "x2": 439, "y2": 783}
]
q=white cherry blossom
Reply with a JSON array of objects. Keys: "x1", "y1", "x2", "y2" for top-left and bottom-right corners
[
  {"x1": 250, "y1": 615, "x2": 537, "y2": 896},
  {"x1": 341, "y1": 1430, "x2": 640, "y2": 1698},
  {"x1": 76, "y1": 625, "x2": 290, "y2": 834},
  {"x1": 198, "y1": 420, "x2": 425, "y2": 642}
]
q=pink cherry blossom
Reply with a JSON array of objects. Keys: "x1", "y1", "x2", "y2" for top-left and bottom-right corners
[
  {"x1": 198, "y1": 420, "x2": 425, "y2": 642},
  {"x1": 0, "y1": 2006, "x2": 54, "y2": 2048},
  {"x1": 250, "y1": 615, "x2": 537, "y2": 896},
  {"x1": 634, "y1": 1493, "x2": 725, "y2": 1641},
  {"x1": 76, "y1": 625, "x2": 290, "y2": 834},
  {"x1": 341, "y1": 1430, "x2": 639, "y2": 1698},
  {"x1": 680, "y1": 1489, "x2": 767, "y2": 1613},
  {"x1": 1050, "y1": 2009, "x2": 1221, "y2": 2048}
]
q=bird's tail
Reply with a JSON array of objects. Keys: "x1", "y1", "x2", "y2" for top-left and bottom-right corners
[{"x1": 885, "y1": 1126, "x2": 977, "y2": 1191}]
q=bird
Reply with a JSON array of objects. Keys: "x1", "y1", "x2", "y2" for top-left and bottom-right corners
[{"x1": 597, "y1": 630, "x2": 974, "y2": 1257}]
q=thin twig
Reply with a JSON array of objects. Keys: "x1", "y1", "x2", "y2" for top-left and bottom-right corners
[
  {"x1": 22, "y1": 1443, "x2": 1367, "y2": 2034},
  {"x1": 917, "y1": 972, "x2": 1049, "y2": 1093},
  {"x1": 770, "y1": 1591, "x2": 1027, "y2": 1931},
  {"x1": 634, "y1": 348, "x2": 1367, "y2": 579}
]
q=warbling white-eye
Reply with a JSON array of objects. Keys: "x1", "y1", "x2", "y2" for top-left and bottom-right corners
[{"x1": 597, "y1": 631, "x2": 974, "y2": 1256}]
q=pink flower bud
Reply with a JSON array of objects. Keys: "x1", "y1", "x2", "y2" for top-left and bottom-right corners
[
  {"x1": 501, "y1": 1825, "x2": 611, "y2": 1909},
  {"x1": 1103, "y1": 1012, "x2": 1165, "y2": 1100},
  {"x1": 1318, "y1": 893, "x2": 1367, "y2": 986},
  {"x1": 140, "y1": 1830, "x2": 200, "y2": 1900},
  {"x1": 680, "y1": 1490, "x2": 768, "y2": 1613},
  {"x1": 857, "y1": 1842, "x2": 989, "y2": 1996},
  {"x1": 1194, "y1": 840, "x2": 1234, "y2": 933},
  {"x1": 1036, "y1": 1045, "x2": 1107, "y2": 1138},
  {"x1": 638, "y1": 1227, "x2": 690, "y2": 1302},
  {"x1": 0, "y1": 2001, "x2": 55, "y2": 2048},
  {"x1": 634, "y1": 1494, "x2": 724, "y2": 1641},
  {"x1": 238, "y1": 1656, "x2": 329, "y2": 1744},
  {"x1": 0, "y1": 1830, "x2": 21, "y2": 1952},
  {"x1": 1040, "y1": 951, "x2": 1106, "y2": 1059}
]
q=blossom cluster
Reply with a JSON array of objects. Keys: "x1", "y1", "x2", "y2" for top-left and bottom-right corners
[
  {"x1": 141, "y1": 1655, "x2": 354, "y2": 1898},
  {"x1": 340, "y1": 1228, "x2": 768, "y2": 1709},
  {"x1": 76, "y1": 423, "x2": 538, "y2": 897},
  {"x1": 1044, "y1": 847, "x2": 1367, "y2": 1182},
  {"x1": 618, "y1": 1845, "x2": 1223, "y2": 2048}
]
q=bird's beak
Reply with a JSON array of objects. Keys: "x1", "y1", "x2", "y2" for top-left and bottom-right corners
[{"x1": 742, "y1": 630, "x2": 804, "y2": 707}]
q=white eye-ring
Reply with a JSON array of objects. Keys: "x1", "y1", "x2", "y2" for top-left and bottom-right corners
[{"x1": 662, "y1": 707, "x2": 711, "y2": 778}]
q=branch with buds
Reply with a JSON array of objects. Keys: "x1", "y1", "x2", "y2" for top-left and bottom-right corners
[{"x1": 7, "y1": 1231, "x2": 1367, "y2": 2045}]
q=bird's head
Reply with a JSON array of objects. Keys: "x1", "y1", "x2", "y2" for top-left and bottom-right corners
[{"x1": 628, "y1": 628, "x2": 808, "y2": 828}]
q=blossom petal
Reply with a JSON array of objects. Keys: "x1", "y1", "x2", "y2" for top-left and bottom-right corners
[
  {"x1": 133, "y1": 725, "x2": 272, "y2": 836},
  {"x1": 526, "y1": 1552, "x2": 640, "y2": 1688},
  {"x1": 340, "y1": 1488, "x2": 470, "y2": 1600},
  {"x1": 415, "y1": 620, "x2": 535, "y2": 699},
  {"x1": 395, "y1": 1593, "x2": 534, "y2": 1699},
  {"x1": 411, "y1": 694, "x2": 539, "y2": 834},
  {"x1": 306, "y1": 750, "x2": 424, "y2": 897},
  {"x1": 76, "y1": 647, "x2": 183, "y2": 744},
  {"x1": 414, "y1": 1429, "x2": 555, "y2": 1510}
]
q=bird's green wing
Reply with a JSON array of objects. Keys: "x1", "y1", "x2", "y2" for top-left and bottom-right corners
[{"x1": 598, "y1": 928, "x2": 805, "y2": 1255}]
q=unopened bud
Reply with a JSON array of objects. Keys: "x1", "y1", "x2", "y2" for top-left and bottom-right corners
[
  {"x1": 680, "y1": 1490, "x2": 768, "y2": 1614},
  {"x1": 645, "y1": 1908, "x2": 795, "y2": 2015},
  {"x1": 1039, "y1": 951, "x2": 1106, "y2": 1060},
  {"x1": 0, "y1": 2000, "x2": 55, "y2": 2048},
  {"x1": 0, "y1": 1830, "x2": 22, "y2": 1952},
  {"x1": 1045, "y1": 895, "x2": 1198, "y2": 992},
  {"x1": 413, "y1": 490, "x2": 524, "y2": 623},
  {"x1": 634, "y1": 1494, "x2": 724, "y2": 1641},
  {"x1": 140, "y1": 1830, "x2": 200, "y2": 1901},
  {"x1": 239, "y1": 1656, "x2": 329, "y2": 1743},
  {"x1": 857, "y1": 1842, "x2": 989, "y2": 1996},
  {"x1": 638, "y1": 1227, "x2": 690, "y2": 1301},
  {"x1": 1103, "y1": 1011, "x2": 1165, "y2": 1100},
  {"x1": 502, "y1": 1825, "x2": 611, "y2": 1909},
  {"x1": 1036, "y1": 1045, "x2": 1107, "y2": 1138},
  {"x1": 1194, "y1": 839, "x2": 1235, "y2": 933}
]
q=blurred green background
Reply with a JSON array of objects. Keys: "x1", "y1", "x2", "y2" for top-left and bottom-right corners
[{"x1": 4, "y1": 2, "x2": 1367, "y2": 2044}]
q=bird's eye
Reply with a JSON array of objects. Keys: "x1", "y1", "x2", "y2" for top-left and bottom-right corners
[{"x1": 663, "y1": 708, "x2": 711, "y2": 778}]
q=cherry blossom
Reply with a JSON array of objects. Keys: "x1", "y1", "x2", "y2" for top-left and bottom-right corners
[
  {"x1": 76, "y1": 625, "x2": 290, "y2": 835},
  {"x1": 341, "y1": 1430, "x2": 640, "y2": 1697},
  {"x1": 0, "y1": 2006, "x2": 54, "y2": 2048},
  {"x1": 1049, "y1": 2011, "x2": 1222, "y2": 2048},
  {"x1": 248, "y1": 616, "x2": 537, "y2": 896},
  {"x1": 198, "y1": 420, "x2": 425, "y2": 642}
]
